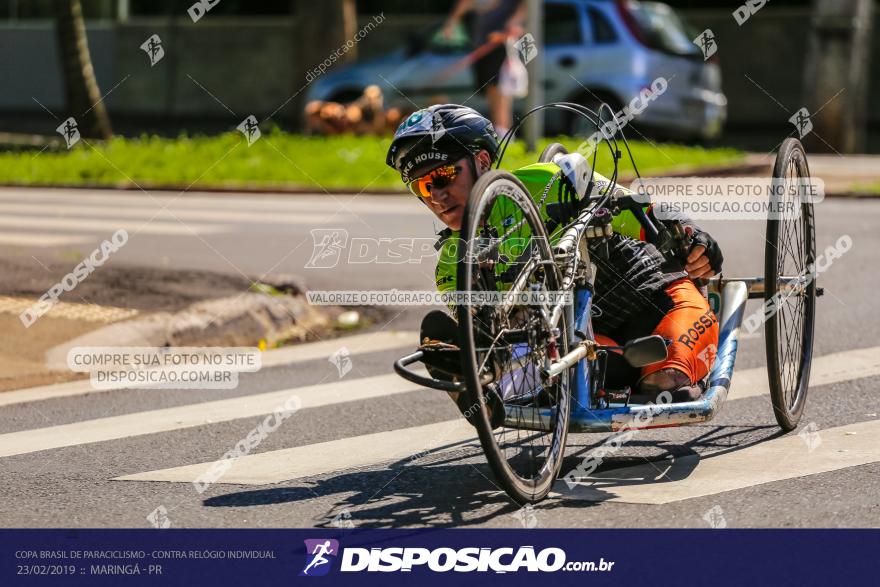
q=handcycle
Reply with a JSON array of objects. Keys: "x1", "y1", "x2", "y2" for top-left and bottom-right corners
[{"x1": 394, "y1": 103, "x2": 819, "y2": 504}]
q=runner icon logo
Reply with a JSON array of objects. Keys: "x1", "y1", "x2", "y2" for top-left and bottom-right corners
[
  {"x1": 237, "y1": 115, "x2": 261, "y2": 146},
  {"x1": 301, "y1": 539, "x2": 340, "y2": 576},
  {"x1": 56, "y1": 117, "x2": 80, "y2": 149},
  {"x1": 789, "y1": 107, "x2": 813, "y2": 139},
  {"x1": 306, "y1": 228, "x2": 349, "y2": 269},
  {"x1": 515, "y1": 33, "x2": 538, "y2": 65},
  {"x1": 140, "y1": 34, "x2": 165, "y2": 66},
  {"x1": 693, "y1": 29, "x2": 717, "y2": 60}
]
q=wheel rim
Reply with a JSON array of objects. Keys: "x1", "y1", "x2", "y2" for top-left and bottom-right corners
[
  {"x1": 769, "y1": 149, "x2": 815, "y2": 420},
  {"x1": 460, "y1": 177, "x2": 569, "y2": 497}
]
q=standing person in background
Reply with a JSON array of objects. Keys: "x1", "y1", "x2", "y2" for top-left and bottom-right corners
[{"x1": 443, "y1": 0, "x2": 525, "y2": 138}]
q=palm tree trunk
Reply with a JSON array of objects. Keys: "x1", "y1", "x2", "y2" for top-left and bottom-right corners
[
  {"x1": 291, "y1": 0, "x2": 357, "y2": 130},
  {"x1": 53, "y1": 0, "x2": 113, "y2": 139}
]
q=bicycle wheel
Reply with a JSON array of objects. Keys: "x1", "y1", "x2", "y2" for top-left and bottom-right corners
[
  {"x1": 538, "y1": 142, "x2": 568, "y2": 163},
  {"x1": 457, "y1": 170, "x2": 570, "y2": 504},
  {"x1": 764, "y1": 138, "x2": 816, "y2": 431}
]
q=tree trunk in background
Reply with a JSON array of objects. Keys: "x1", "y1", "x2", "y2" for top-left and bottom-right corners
[
  {"x1": 290, "y1": 0, "x2": 357, "y2": 130},
  {"x1": 53, "y1": 0, "x2": 113, "y2": 139},
  {"x1": 802, "y1": 0, "x2": 874, "y2": 153}
]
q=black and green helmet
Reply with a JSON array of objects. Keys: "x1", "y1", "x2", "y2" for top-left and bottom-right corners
[{"x1": 385, "y1": 104, "x2": 500, "y2": 183}]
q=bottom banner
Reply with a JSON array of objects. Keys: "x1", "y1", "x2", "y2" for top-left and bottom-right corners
[{"x1": 1, "y1": 529, "x2": 874, "y2": 586}]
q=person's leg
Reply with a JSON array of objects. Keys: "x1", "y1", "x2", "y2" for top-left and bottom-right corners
[
  {"x1": 638, "y1": 279, "x2": 719, "y2": 401},
  {"x1": 593, "y1": 333, "x2": 641, "y2": 391},
  {"x1": 472, "y1": 44, "x2": 509, "y2": 134},
  {"x1": 486, "y1": 84, "x2": 512, "y2": 137}
]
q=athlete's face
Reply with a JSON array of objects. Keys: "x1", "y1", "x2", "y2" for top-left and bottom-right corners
[{"x1": 418, "y1": 150, "x2": 491, "y2": 231}]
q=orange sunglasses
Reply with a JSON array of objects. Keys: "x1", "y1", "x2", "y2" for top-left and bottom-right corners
[{"x1": 408, "y1": 164, "x2": 461, "y2": 199}]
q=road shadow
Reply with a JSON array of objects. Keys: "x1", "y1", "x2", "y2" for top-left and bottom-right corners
[
  {"x1": 557, "y1": 422, "x2": 786, "y2": 502},
  {"x1": 202, "y1": 421, "x2": 784, "y2": 526},
  {"x1": 203, "y1": 442, "x2": 520, "y2": 527}
]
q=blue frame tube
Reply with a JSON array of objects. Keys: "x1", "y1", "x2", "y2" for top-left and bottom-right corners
[
  {"x1": 503, "y1": 280, "x2": 748, "y2": 433},
  {"x1": 571, "y1": 286, "x2": 593, "y2": 413}
]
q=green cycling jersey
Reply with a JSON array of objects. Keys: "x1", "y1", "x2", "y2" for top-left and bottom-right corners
[{"x1": 433, "y1": 161, "x2": 649, "y2": 293}]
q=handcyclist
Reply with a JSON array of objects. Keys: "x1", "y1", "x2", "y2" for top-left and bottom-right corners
[{"x1": 385, "y1": 104, "x2": 724, "y2": 424}]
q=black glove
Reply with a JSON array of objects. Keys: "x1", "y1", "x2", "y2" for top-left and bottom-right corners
[
  {"x1": 690, "y1": 230, "x2": 724, "y2": 275},
  {"x1": 419, "y1": 310, "x2": 462, "y2": 380}
]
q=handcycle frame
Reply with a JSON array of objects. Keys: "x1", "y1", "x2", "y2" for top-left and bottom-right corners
[
  {"x1": 395, "y1": 231, "x2": 802, "y2": 439},
  {"x1": 394, "y1": 101, "x2": 817, "y2": 440},
  {"x1": 393, "y1": 189, "x2": 755, "y2": 433},
  {"x1": 501, "y1": 193, "x2": 749, "y2": 433}
]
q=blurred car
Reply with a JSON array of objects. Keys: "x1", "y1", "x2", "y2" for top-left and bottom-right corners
[{"x1": 305, "y1": 0, "x2": 727, "y2": 141}]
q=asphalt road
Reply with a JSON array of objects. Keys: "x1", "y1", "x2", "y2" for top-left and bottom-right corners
[{"x1": 0, "y1": 185, "x2": 878, "y2": 528}]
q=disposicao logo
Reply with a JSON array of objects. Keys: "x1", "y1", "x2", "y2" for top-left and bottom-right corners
[{"x1": 301, "y1": 539, "x2": 339, "y2": 576}]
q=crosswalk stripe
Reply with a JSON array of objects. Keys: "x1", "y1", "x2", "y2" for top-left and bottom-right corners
[
  {"x1": 114, "y1": 419, "x2": 475, "y2": 485},
  {"x1": 0, "y1": 190, "x2": 417, "y2": 215},
  {"x1": 6, "y1": 338, "x2": 872, "y2": 409},
  {"x1": 0, "y1": 330, "x2": 416, "y2": 407},
  {"x1": 556, "y1": 418, "x2": 880, "y2": 504},
  {"x1": 3, "y1": 338, "x2": 875, "y2": 472},
  {"x1": 0, "y1": 202, "x2": 354, "y2": 225},
  {"x1": 259, "y1": 330, "x2": 414, "y2": 369},
  {"x1": 0, "y1": 232, "x2": 93, "y2": 247},
  {"x1": 0, "y1": 372, "x2": 422, "y2": 458},
  {"x1": 727, "y1": 346, "x2": 880, "y2": 401},
  {"x1": 110, "y1": 346, "x2": 880, "y2": 487},
  {"x1": 0, "y1": 215, "x2": 228, "y2": 235}
]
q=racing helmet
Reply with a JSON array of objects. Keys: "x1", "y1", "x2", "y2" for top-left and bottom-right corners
[{"x1": 385, "y1": 104, "x2": 499, "y2": 184}]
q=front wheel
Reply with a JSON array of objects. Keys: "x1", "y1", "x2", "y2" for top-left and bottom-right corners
[
  {"x1": 457, "y1": 170, "x2": 571, "y2": 504},
  {"x1": 764, "y1": 138, "x2": 816, "y2": 431}
]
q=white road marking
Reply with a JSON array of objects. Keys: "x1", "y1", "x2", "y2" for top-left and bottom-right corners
[
  {"x1": 727, "y1": 345, "x2": 880, "y2": 401},
  {"x1": 0, "y1": 202, "x2": 353, "y2": 225},
  {"x1": 4, "y1": 342, "x2": 878, "y2": 490},
  {"x1": 259, "y1": 330, "x2": 414, "y2": 369},
  {"x1": 557, "y1": 418, "x2": 880, "y2": 504},
  {"x1": 0, "y1": 215, "x2": 228, "y2": 235},
  {"x1": 0, "y1": 232, "x2": 93, "y2": 247},
  {"x1": 0, "y1": 330, "x2": 416, "y2": 406},
  {"x1": 737, "y1": 331, "x2": 761, "y2": 340},
  {"x1": 0, "y1": 190, "x2": 417, "y2": 215},
  {"x1": 112, "y1": 346, "x2": 880, "y2": 487},
  {"x1": 114, "y1": 419, "x2": 475, "y2": 485},
  {"x1": 0, "y1": 372, "x2": 422, "y2": 458}
]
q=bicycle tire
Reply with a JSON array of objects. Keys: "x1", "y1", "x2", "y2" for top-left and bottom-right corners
[
  {"x1": 764, "y1": 138, "x2": 816, "y2": 431},
  {"x1": 457, "y1": 170, "x2": 571, "y2": 504}
]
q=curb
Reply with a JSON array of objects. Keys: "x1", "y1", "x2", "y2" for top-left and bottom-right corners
[
  {"x1": 818, "y1": 191, "x2": 880, "y2": 199},
  {"x1": 0, "y1": 161, "x2": 765, "y2": 197},
  {"x1": 615, "y1": 161, "x2": 769, "y2": 185},
  {"x1": 0, "y1": 161, "x2": 873, "y2": 199},
  {"x1": 0, "y1": 182, "x2": 406, "y2": 197},
  {"x1": 44, "y1": 292, "x2": 331, "y2": 371}
]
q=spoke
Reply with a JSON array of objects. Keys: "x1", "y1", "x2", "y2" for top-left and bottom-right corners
[
  {"x1": 466, "y1": 185, "x2": 566, "y2": 484},
  {"x1": 777, "y1": 164, "x2": 809, "y2": 411}
]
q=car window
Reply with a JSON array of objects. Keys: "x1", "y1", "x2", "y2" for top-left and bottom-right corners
[
  {"x1": 588, "y1": 7, "x2": 618, "y2": 44},
  {"x1": 544, "y1": 3, "x2": 582, "y2": 46},
  {"x1": 623, "y1": 1, "x2": 700, "y2": 56}
]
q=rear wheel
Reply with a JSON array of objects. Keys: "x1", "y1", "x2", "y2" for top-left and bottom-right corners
[
  {"x1": 764, "y1": 138, "x2": 816, "y2": 431},
  {"x1": 457, "y1": 170, "x2": 570, "y2": 504},
  {"x1": 539, "y1": 142, "x2": 568, "y2": 164}
]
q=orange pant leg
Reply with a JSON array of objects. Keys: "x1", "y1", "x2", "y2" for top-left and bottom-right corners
[{"x1": 641, "y1": 279, "x2": 719, "y2": 384}]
